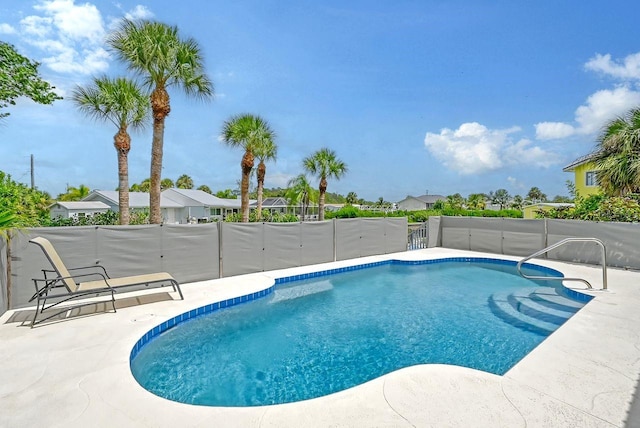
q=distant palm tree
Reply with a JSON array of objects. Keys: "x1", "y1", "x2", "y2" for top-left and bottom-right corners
[
  {"x1": 197, "y1": 184, "x2": 212, "y2": 194},
  {"x1": 58, "y1": 184, "x2": 91, "y2": 201},
  {"x1": 303, "y1": 148, "x2": 348, "y2": 221},
  {"x1": 254, "y1": 138, "x2": 277, "y2": 221},
  {"x1": 71, "y1": 76, "x2": 149, "y2": 225},
  {"x1": 108, "y1": 19, "x2": 213, "y2": 224},
  {"x1": 220, "y1": 114, "x2": 275, "y2": 222},
  {"x1": 346, "y1": 191, "x2": 358, "y2": 205},
  {"x1": 161, "y1": 178, "x2": 174, "y2": 190},
  {"x1": 593, "y1": 107, "x2": 640, "y2": 196},
  {"x1": 176, "y1": 174, "x2": 194, "y2": 189},
  {"x1": 286, "y1": 174, "x2": 314, "y2": 220}
]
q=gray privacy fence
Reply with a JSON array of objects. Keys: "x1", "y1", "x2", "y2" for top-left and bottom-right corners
[
  {"x1": 429, "y1": 216, "x2": 640, "y2": 269},
  {"x1": 0, "y1": 217, "x2": 408, "y2": 314}
]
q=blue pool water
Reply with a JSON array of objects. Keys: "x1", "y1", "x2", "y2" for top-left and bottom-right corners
[{"x1": 130, "y1": 259, "x2": 591, "y2": 407}]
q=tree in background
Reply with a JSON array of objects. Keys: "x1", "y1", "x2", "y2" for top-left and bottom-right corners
[
  {"x1": 592, "y1": 107, "x2": 640, "y2": 196},
  {"x1": 221, "y1": 114, "x2": 275, "y2": 222},
  {"x1": 286, "y1": 174, "x2": 315, "y2": 221},
  {"x1": 197, "y1": 184, "x2": 212, "y2": 194},
  {"x1": 215, "y1": 189, "x2": 237, "y2": 199},
  {"x1": 467, "y1": 193, "x2": 486, "y2": 210},
  {"x1": 0, "y1": 171, "x2": 50, "y2": 227},
  {"x1": 108, "y1": 20, "x2": 213, "y2": 224},
  {"x1": 446, "y1": 193, "x2": 465, "y2": 210},
  {"x1": 526, "y1": 186, "x2": 547, "y2": 204},
  {"x1": 254, "y1": 137, "x2": 277, "y2": 221},
  {"x1": 303, "y1": 148, "x2": 348, "y2": 221},
  {"x1": 176, "y1": 174, "x2": 194, "y2": 189},
  {"x1": 57, "y1": 184, "x2": 90, "y2": 201},
  {"x1": 346, "y1": 191, "x2": 358, "y2": 205},
  {"x1": 71, "y1": 77, "x2": 149, "y2": 225},
  {"x1": 510, "y1": 195, "x2": 524, "y2": 210},
  {"x1": 0, "y1": 42, "x2": 61, "y2": 120},
  {"x1": 489, "y1": 188, "x2": 510, "y2": 210},
  {"x1": 160, "y1": 178, "x2": 174, "y2": 190}
]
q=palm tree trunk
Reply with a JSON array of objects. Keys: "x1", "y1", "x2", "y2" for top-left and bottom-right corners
[
  {"x1": 149, "y1": 87, "x2": 170, "y2": 225},
  {"x1": 256, "y1": 161, "x2": 266, "y2": 221},
  {"x1": 115, "y1": 128, "x2": 131, "y2": 225},
  {"x1": 241, "y1": 150, "x2": 254, "y2": 223},
  {"x1": 318, "y1": 177, "x2": 327, "y2": 221}
]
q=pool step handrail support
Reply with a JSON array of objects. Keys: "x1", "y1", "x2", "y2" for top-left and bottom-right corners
[{"x1": 516, "y1": 237, "x2": 608, "y2": 290}]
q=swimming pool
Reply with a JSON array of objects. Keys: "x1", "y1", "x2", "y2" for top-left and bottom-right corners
[{"x1": 130, "y1": 258, "x2": 591, "y2": 407}]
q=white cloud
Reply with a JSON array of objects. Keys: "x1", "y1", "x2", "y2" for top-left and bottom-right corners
[
  {"x1": 15, "y1": 0, "x2": 109, "y2": 75},
  {"x1": 585, "y1": 52, "x2": 640, "y2": 81},
  {"x1": 535, "y1": 86, "x2": 640, "y2": 140},
  {"x1": 0, "y1": 23, "x2": 17, "y2": 34},
  {"x1": 534, "y1": 122, "x2": 575, "y2": 140},
  {"x1": 125, "y1": 5, "x2": 154, "y2": 20},
  {"x1": 424, "y1": 122, "x2": 555, "y2": 175},
  {"x1": 35, "y1": 0, "x2": 104, "y2": 43}
]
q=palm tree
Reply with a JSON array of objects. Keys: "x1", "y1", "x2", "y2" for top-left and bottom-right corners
[
  {"x1": 303, "y1": 148, "x2": 348, "y2": 221},
  {"x1": 467, "y1": 193, "x2": 486, "y2": 210},
  {"x1": 220, "y1": 114, "x2": 275, "y2": 222},
  {"x1": 57, "y1": 184, "x2": 91, "y2": 201},
  {"x1": 254, "y1": 139, "x2": 277, "y2": 220},
  {"x1": 161, "y1": 178, "x2": 174, "y2": 190},
  {"x1": 176, "y1": 174, "x2": 194, "y2": 189},
  {"x1": 593, "y1": 107, "x2": 640, "y2": 196},
  {"x1": 197, "y1": 184, "x2": 212, "y2": 194},
  {"x1": 71, "y1": 76, "x2": 149, "y2": 225},
  {"x1": 286, "y1": 174, "x2": 314, "y2": 220},
  {"x1": 346, "y1": 191, "x2": 358, "y2": 205},
  {"x1": 107, "y1": 19, "x2": 213, "y2": 224}
]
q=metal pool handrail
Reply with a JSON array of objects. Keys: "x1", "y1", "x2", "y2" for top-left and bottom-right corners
[{"x1": 516, "y1": 237, "x2": 608, "y2": 290}]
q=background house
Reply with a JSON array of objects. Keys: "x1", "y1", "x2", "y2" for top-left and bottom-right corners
[
  {"x1": 161, "y1": 188, "x2": 242, "y2": 222},
  {"x1": 49, "y1": 201, "x2": 110, "y2": 220},
  {"x1": 563, "y1": 153, "x2": 600, "y2": 196},
  {"x1": 396, "y1": 194, "x2": 446, "y2": 211},
  {"x1": 522, "y1": 202, "x2": 574, "y2": 219},
  {"x1": 82, "y1": 190, "x2": 183, "y2": 223}
]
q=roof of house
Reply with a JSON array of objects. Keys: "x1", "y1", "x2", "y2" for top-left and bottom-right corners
[
  {"x1": 250, "y1": 197, "x2": 290, "y2": 207},
  {"x1": 50, "y1": 201, "x2": 110, "y2": 210},
  {"x1": 563, "y1": 152, "x2": 599, "y2": 172},
  {"x1": 162, "y1": 188, "x2": 243, "y2": 208},
  {"x1": 83, "y1": 190, "x2": 183, "y2": 208},
  {"x1": 398, "y1": 194, "x2": 446, "y2": 204}
]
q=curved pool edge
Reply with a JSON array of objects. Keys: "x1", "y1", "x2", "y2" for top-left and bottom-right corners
[
  {"x1": 128, "y1": 255, "x2": 594, "y2": 380},
  {"x1": 2, "y1": 247, "x2": 636, "y2": 428}
]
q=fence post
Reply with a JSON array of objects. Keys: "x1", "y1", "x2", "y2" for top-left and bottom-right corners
[
  {"x1": 333, "y1": 219, "x2": 337, "y2": 262},
  {"x1": 218, "y1": 222, "x2": 224, "y2": 278}
]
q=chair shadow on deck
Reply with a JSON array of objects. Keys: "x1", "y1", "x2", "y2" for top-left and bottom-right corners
[{"x1": 4, "y1": 292, "x2": 176, "y2": 328}]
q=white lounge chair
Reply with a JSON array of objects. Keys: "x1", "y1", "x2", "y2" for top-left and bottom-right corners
[{"x1": 28, "y1": 236, "x2": 183, "y2": 327}]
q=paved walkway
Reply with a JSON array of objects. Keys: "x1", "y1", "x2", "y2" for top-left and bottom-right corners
[{"x1": 1, "y1": 249, "x2": 639, "y2": 427}]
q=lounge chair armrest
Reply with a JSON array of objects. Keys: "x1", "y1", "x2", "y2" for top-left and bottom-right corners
[{"x1": 66, "y1": 265, "x2": 111, "y2": 278}]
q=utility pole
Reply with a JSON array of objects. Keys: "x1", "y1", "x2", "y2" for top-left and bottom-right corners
[{"x1": 30, "y1": 154, "x2": 34, "y2": 189}]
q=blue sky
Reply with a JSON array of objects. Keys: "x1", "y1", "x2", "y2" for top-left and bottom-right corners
[{"x1": 1, "y1": 1, "x2": 640, "y2": 202}]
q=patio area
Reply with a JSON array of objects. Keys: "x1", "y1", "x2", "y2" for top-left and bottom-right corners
[{"x1": 1, "y1": 248, "x2": 639, "y2": 427}]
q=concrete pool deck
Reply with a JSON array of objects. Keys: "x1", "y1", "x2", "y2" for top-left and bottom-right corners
[{"x1": 1, "y1": 248, "x2": 639, "y2": 427}]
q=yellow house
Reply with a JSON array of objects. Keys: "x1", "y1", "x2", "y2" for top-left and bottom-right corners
[{"x1": 563, "y1": 153, "x2": 601, "y2": 196}]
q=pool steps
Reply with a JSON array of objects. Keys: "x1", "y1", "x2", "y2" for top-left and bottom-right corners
[{"x1": 488, "y1": 287, "x2": 588, "y2": 336}]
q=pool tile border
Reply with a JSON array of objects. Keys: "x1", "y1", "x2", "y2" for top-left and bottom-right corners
[{"x1": 130, "y1": 257, "x2": 591, "y2": 363}]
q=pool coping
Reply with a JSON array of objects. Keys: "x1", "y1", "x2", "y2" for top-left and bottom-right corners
[{"x1": 1, "y1": 248, "x2": 639, "y2": 427}]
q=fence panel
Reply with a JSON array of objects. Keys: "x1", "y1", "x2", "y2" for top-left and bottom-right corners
[
  {"x1": 0, "y1": 236, "x2": 6, "y2": 315},
  {"x1": 467, "y1": 217, "x2": 503, "y2": 253},
  {"x1": 360, "y1": 218, "x2": 386, "y2": 257},
  {"x1": 300, "y1": 222, "x2": 334, "y2": 266},
  {"x1": 220, "y1": 222, "x2": 264, "y2": 277},
  {"x1": 501, "y1": 218, "x2": 545, "y2": 256},
  {"x1": 441, "y1": 217, "x2": 471, "y2": 250},
  {"x1": 335, "y1": 219, "x2": 361, "y2": 261},
  {"x1": 385, "y1": 217, "x2": 409, "y2": 253},
  {"x1": 263, "y1": 223, "x2": 302, "y2": 271},
  {"x1": 161, "y1": 224, "x2": 219, "y2": 282}
]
